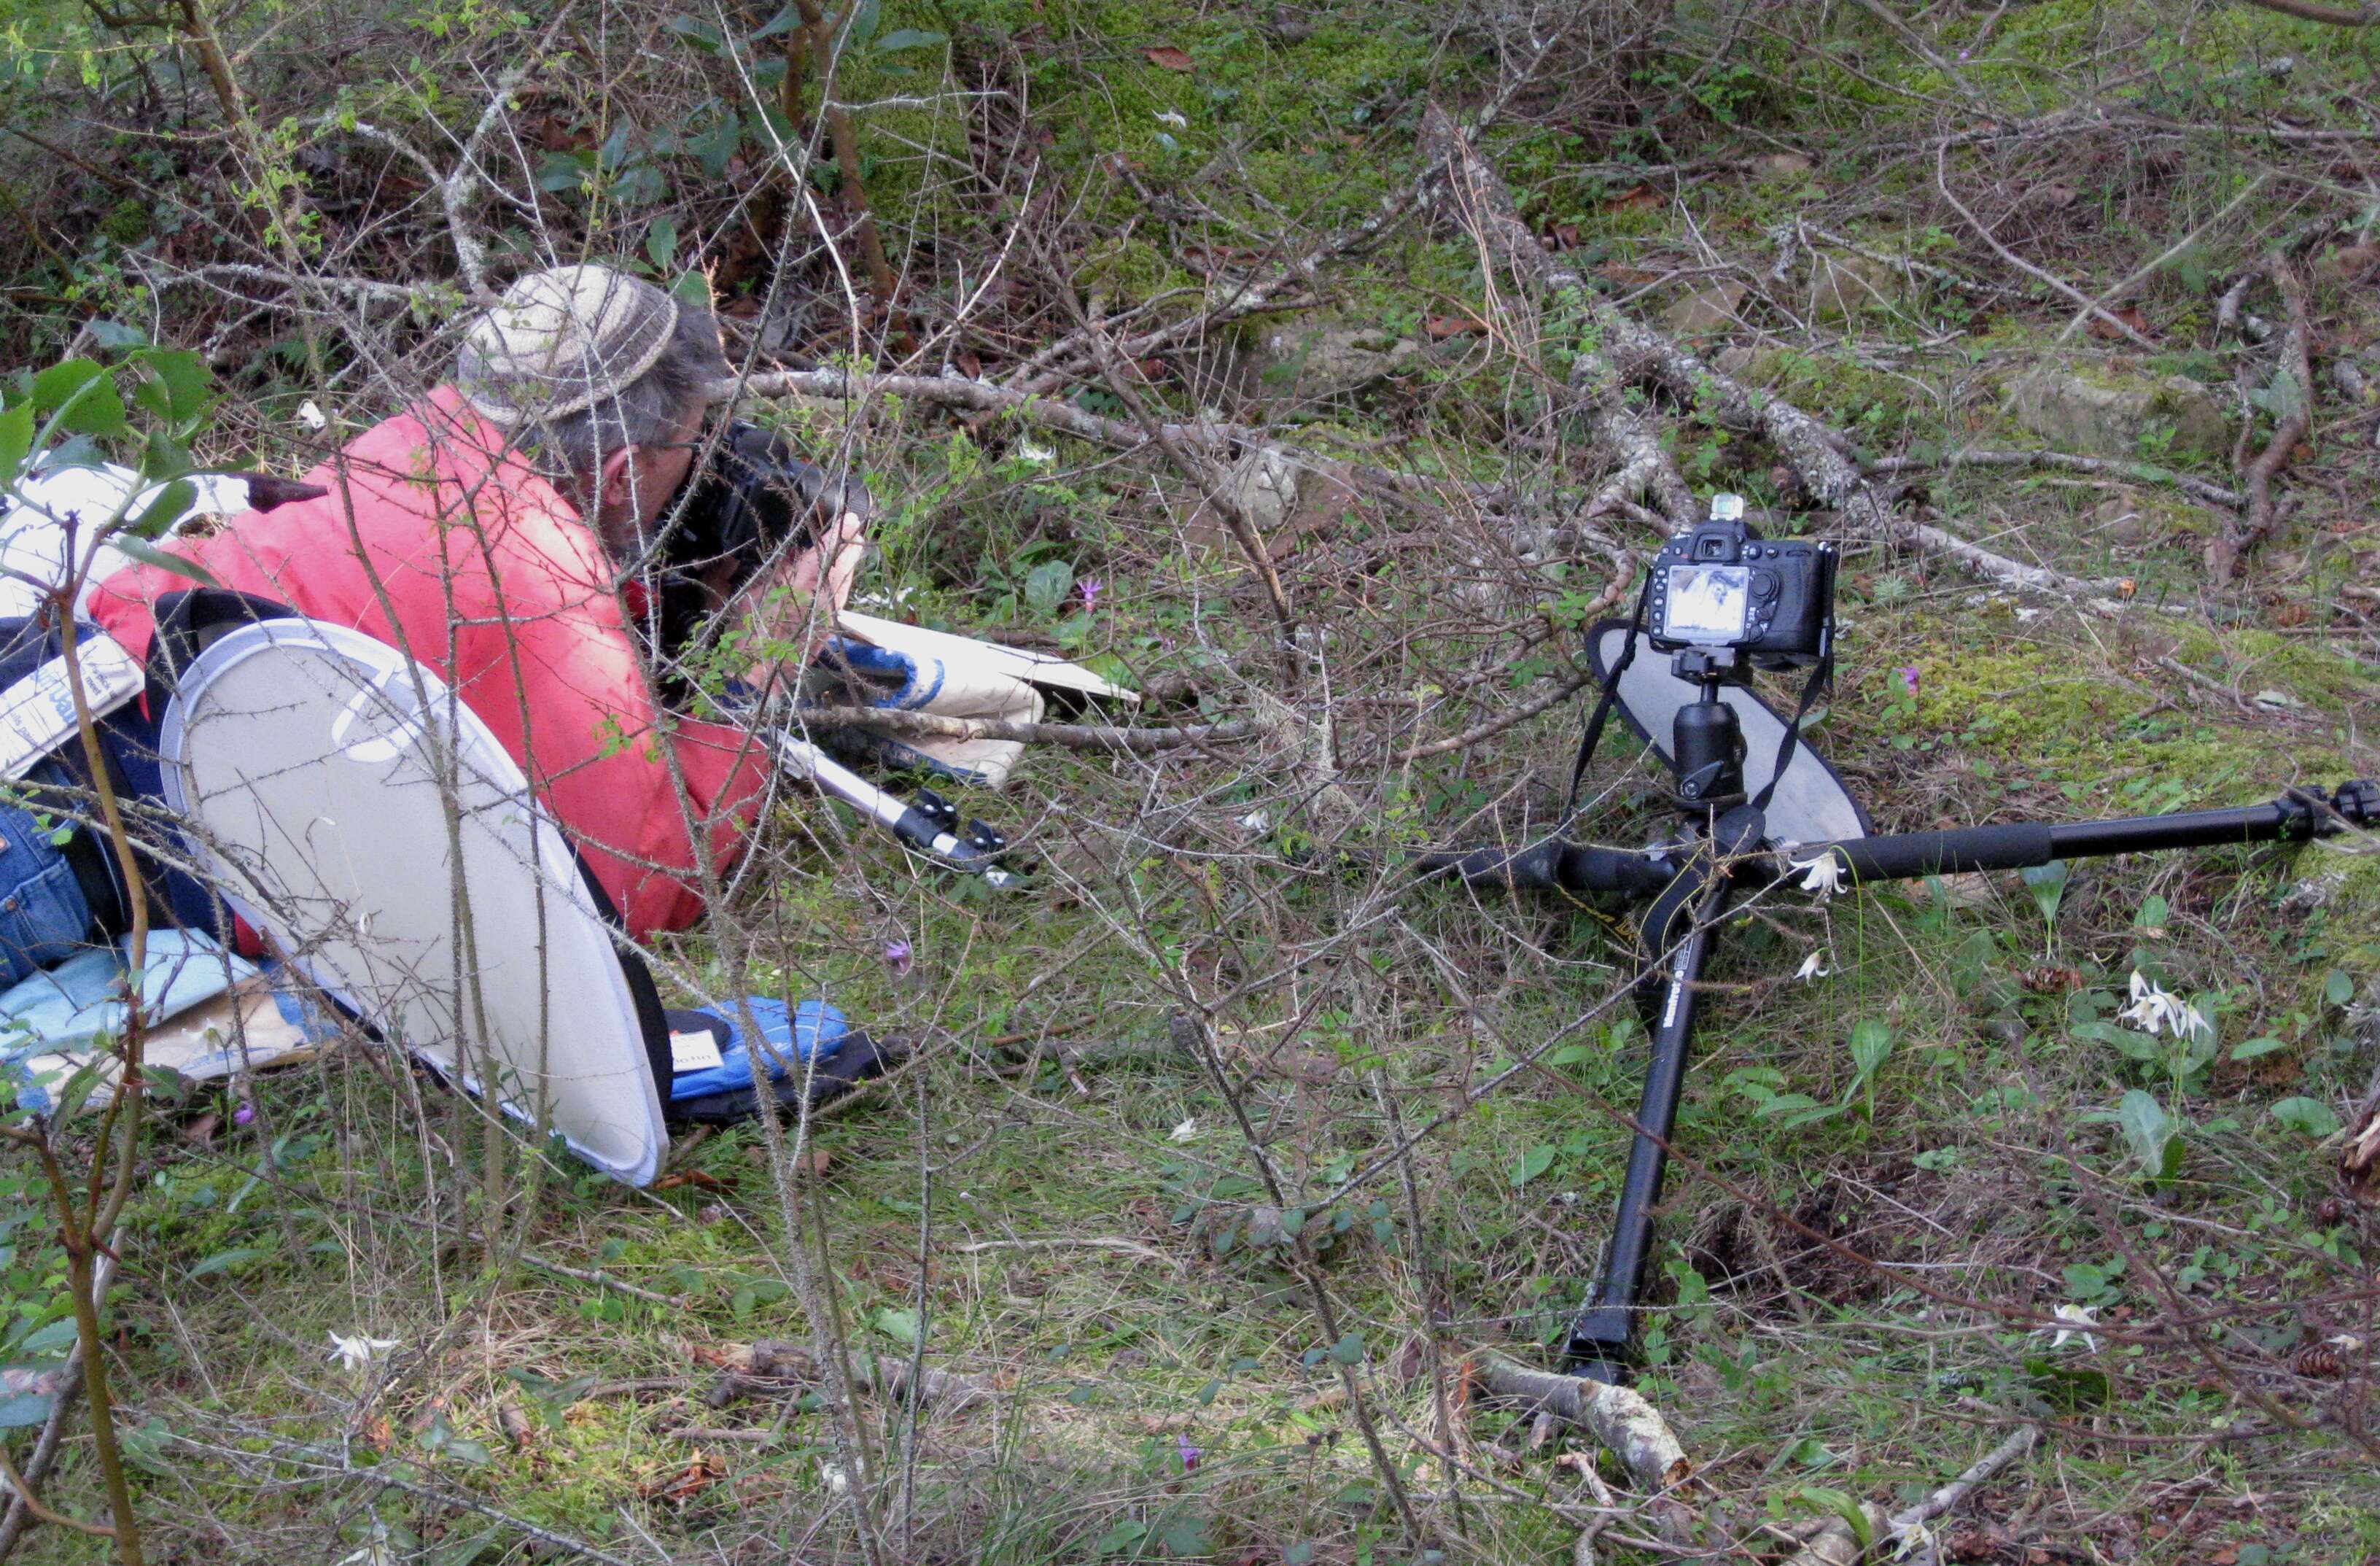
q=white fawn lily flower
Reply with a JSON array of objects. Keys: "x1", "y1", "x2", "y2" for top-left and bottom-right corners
[
  {"x1": 2119, "y1": 971, "x2": 2209, "y2": 1040},
  {"x1": 1013, "y1": 439, "x2": 1057, "y2": 465},
  {"x1": 1170, "y1": 1118, "x2": 1198, "y2": 1144},
  {"x1": 1792, "y1": 851, "x2": 1848, "y2": 899},
  {"x1": 1154, "y1": 109, "x2": 1189, "y2": 129},
  {"x1": 326, "y1": 1332, "x2": 400, "y2": 1373},
  {"x1": 2039, "y1": 1303, "x2": 2100, "y2": 1353},
  {"x1": 1794, "y1": 950, "x2": 1832, "y2": 983}
]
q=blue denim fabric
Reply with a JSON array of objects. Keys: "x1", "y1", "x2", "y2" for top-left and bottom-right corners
[{"x1": 0, "y1": 783, "x2": 95, "y2": 991}]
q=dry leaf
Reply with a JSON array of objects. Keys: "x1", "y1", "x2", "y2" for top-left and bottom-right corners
[
  {"x1": 1424, "y1": 314, "x2": 1485, "y2": 339},
  {"x1": 639, "y1": 1451, "x2": 729, "y2": 1503},
  {"x1": 2086, "y1": 304, "x2": 2152, "y2": 342},
  {"x1": 497, "y1": 1400, "x2": 535, "y2": 1448},
  {"x1": 1143, "y1": 44, "x2": 1194, "y2": 71},
  {"x1": 1605, "y1": 184, "x2": 1661, "y2": 212}
]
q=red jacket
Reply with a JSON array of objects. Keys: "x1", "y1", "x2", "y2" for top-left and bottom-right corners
[{"x1": 88, "y1": 388, "x2": 770, "y2": 939}]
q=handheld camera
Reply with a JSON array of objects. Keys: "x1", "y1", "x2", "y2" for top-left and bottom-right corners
[
  {"x1": 675, "y1": 420, "x2": 839, "y2": 565},
  {"x1": 1646, "y1": 495, "x2": 1836, "y2": 670}
]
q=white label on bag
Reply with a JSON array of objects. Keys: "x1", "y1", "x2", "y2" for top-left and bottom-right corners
[
  {"x1": 668, "y1": 1028, "x2": 726, "y2": 1074},
  {"x1": 0, "y1": 633, "x2": 144, "y2": 781}
]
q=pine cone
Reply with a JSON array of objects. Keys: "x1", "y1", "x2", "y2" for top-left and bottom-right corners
[{"x1": 2292, "y1": 1342, "x2": 2341, "y2": 1379}]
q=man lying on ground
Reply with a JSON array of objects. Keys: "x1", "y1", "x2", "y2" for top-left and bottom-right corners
[{"x1": 85, "y1": 265, "x2": 867, "y2": 940}]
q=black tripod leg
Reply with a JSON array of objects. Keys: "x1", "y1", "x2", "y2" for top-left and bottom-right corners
[{"x1": 1563, "y1": 907, "x2": 1719, "y2": 1382}]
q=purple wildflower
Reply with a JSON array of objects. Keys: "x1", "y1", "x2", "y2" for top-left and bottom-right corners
[
  {"x1": 1897, "y1": 666, "x2": 1921, "y2": 698},
  {"x1": 1176, "y1": 1433, "x2": 1202, "y2": 1471},
  {"x1": 1079, "y1": 577, "x2": 1105, "y2": 612},
  {"x1": 884, "y1": 938, "x2": 914, "y2": 975},
  {"x1": 233, "y1": 1102, "x2": 255, "y2": 1128}
]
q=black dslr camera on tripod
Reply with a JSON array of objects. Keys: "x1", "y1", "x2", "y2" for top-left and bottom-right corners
[{"x1": 1428, "y1": 495, "x2": 2377, "y2": 1385}]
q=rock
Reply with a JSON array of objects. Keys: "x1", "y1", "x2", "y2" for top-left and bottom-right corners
[
  {"x1": 2091, "y1": 489, "x2": 2152, "y2": 547},
  {"x1": 1237, "y1": 318, "x2": 1420, "y2": 403},
  {"x1": 2004, "y1": 366, "x2": 2231, "y2": 460},
  {"x1": 1664, "y1": 280, "x2": 1748, "y2": 336},
  {"x1": 1806, "y1": 253, "x2": 1903, "y2": 322},
  {"x1": 1226, "y1": 446, "x2": 1297, "y2": 534},
  {"x1": 1714, "y1": 343, "x2": 1791, "y2": 382}
]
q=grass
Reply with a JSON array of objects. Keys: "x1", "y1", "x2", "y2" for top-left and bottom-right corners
[{"x1": 7, "y1": 0, "x2": 2380, "y2": 1561}]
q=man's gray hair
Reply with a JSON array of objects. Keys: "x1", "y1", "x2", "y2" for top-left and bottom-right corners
[{"x1": 515, "y1": 303, "x2": 728, "y2": 489}]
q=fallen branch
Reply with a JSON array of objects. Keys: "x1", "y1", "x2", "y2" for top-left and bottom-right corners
[
  {"x1": 1469, "y1": 1351, "x2": 1691, "y2": 1495},
  {"x1": 1421, "y1": 101, "x2": 2096, "y2": 606},
  {"x1": 1776, "y1": 1424, "x2": 2039, "y2": 1565},
  {"x1": 717, "y1": 367, "x2": 1495, "y2": 511},
  {"x1": 707, "y1": 1339, "x2": 998, "y2": 1414},
  {"x1": 1864, "y1": 447, "x2": 2244, "y2": 510},
  {"x1": 1417, "y1": 102, "x2": 1699, "y2": 532},
  {"x1": 2220, "y1": 257, "x2": 2314, "y2": 578},
  {"x1": 783, "y1": 704, "x2": 1261, "y2": 752},
  {"x1": 953, "y1": 1236, "x2": 1181, "y2": 1269},
  {"x1": 1905, "y1": 518, "x2": 2121, "y2": 599}
]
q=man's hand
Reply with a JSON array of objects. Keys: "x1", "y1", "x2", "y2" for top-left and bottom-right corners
[{"x1": 736, "y1": 505, "x2": 868, "y2": 680}]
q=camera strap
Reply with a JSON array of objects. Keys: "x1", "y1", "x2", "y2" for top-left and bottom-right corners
[
  {"x1": 1560, "y1": 575, "x2": 1654, "y2": 827},
  {"x1": 1747, "y1": 644, "x2": 1834, "y2": 816}
]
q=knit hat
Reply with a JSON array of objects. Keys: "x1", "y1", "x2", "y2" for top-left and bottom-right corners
[{"x1": 456, "y1": 265, "x2": 681, "y2": 427}]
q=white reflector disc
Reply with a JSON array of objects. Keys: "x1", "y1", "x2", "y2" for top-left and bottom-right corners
[
  {"x1": 1590, "y1": 623, "x2": 1872, "y2": 847},
  {"x1": 158, "y1": 619, "x2": 666, "y2": 1185}
]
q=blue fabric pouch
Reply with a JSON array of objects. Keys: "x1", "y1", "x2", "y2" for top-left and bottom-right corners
[{"x1": 664, "y1": 997, "x2": 849, "y2": 1104}]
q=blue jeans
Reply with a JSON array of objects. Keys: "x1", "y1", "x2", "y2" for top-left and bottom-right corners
[{"x1": 0, "y1": 764, "x2": 98, "y2": 991}]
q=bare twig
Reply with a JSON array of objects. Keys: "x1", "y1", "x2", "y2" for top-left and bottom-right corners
[
  {"x1": 1775, "y1": 1424, "x2": 2039, "y2": 1565},
  {"x1": 2220, "y1": 257, "x2": 2314, "y2": 577}
]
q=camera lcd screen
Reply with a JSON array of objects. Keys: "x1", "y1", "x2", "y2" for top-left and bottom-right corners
[{"x1": 1665, "y1": 564, "x2": 1751, "y2": 641}]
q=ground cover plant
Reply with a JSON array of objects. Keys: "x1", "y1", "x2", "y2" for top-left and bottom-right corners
[{"x1": 2, "y1": 0, "x2": 2379, "y2": 1562}]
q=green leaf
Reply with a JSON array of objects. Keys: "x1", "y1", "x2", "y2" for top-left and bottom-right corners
[
  {"x1": 2134, "y1": 894, "x2": 2168, "y2": 933},
  {"x1": 191, "y1": 1245, "x2": 271, "y2": 1277},
  {"x1": 85, "y1": 319, "x2": 149, "y2": 350},
  {"x1": 30, "y1": 360, "x2": 106, "y2": 417},
  {"x1": 1325, "y1": 1331, "x2": 1365, "y2": 1365},
  {"x1": 1023, "y1": 559, "x2": 1076, "y2": 618},
  {"x1": 1794, "y1": 1485, "x2": 1874, "y2": 1548},
  {"x1": 2021, "y1": 859, "x2": 2069, "y2": 926},
  {"x1": 874, "y1": 26, "x2": 946, "y2": 51},
  {"x1": 872, "y1": 1306, "x2": 921, "y2": 1346},
  {"x1": 2323, "y1": 969, "x2": 2354, "y2": 1007},
  {"x1": 0, "y1": 403, "x2": 33, "y2": 485},
  {"x1": 665, "y1": 13, "x2": 724, "y2": 51},
  {"x1": 844, "y1": 0, "x2": 881, "y2": 47},
  {"x1": 131, "y1": 478, "x2": 195, "y2": 539},
  {"x1": 106, "y1": 534, "x2": 217, "y2": 586},
  {"x1": 750, "y1": 6, "x2": 798, "y2": 39},
  {"x1": 2271, "y1": 1096, "x2": 2341, "y2": 1139},
  {"x1": 2115, "y1": 1089, "x2": 2183, "y2": 1182},
  {"x1": 1096, "y1": 1519, "x2": 1149, "y2": 1556},
  {"x1": 2229, "y1": 1036, "x2": 2287, "y2": 1062},
  {"x1": 11, "y1": 1317, "x2": 79, "y2": 1357},
  {"x1": 440, "y1": 1436, "x2": 493, "y2": 1466},
  {"x1": 0, "y1": 1390, "x2": 58, "y2": 1428},
  {"x1": 645, "y1": 217, "x2": 680, "y2": 273},
  {"x1": 137, "y1": 350, "x2": 210, "y2": 426},
  {"x1": 1509, "y1": 1142, "x2": 1555, "y2": 1187},
  {"x1": 1847, "y1": 1016, "x2": 1894, "y2": 1081},
  {"x1": 1156, "y1": 1518, "x2": 1210, "y2": 1557}
]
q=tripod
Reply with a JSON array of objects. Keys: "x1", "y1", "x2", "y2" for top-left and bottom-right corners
[{"x1": 1430, "y1": 646, "x2": 2378, "y2": 1385}]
